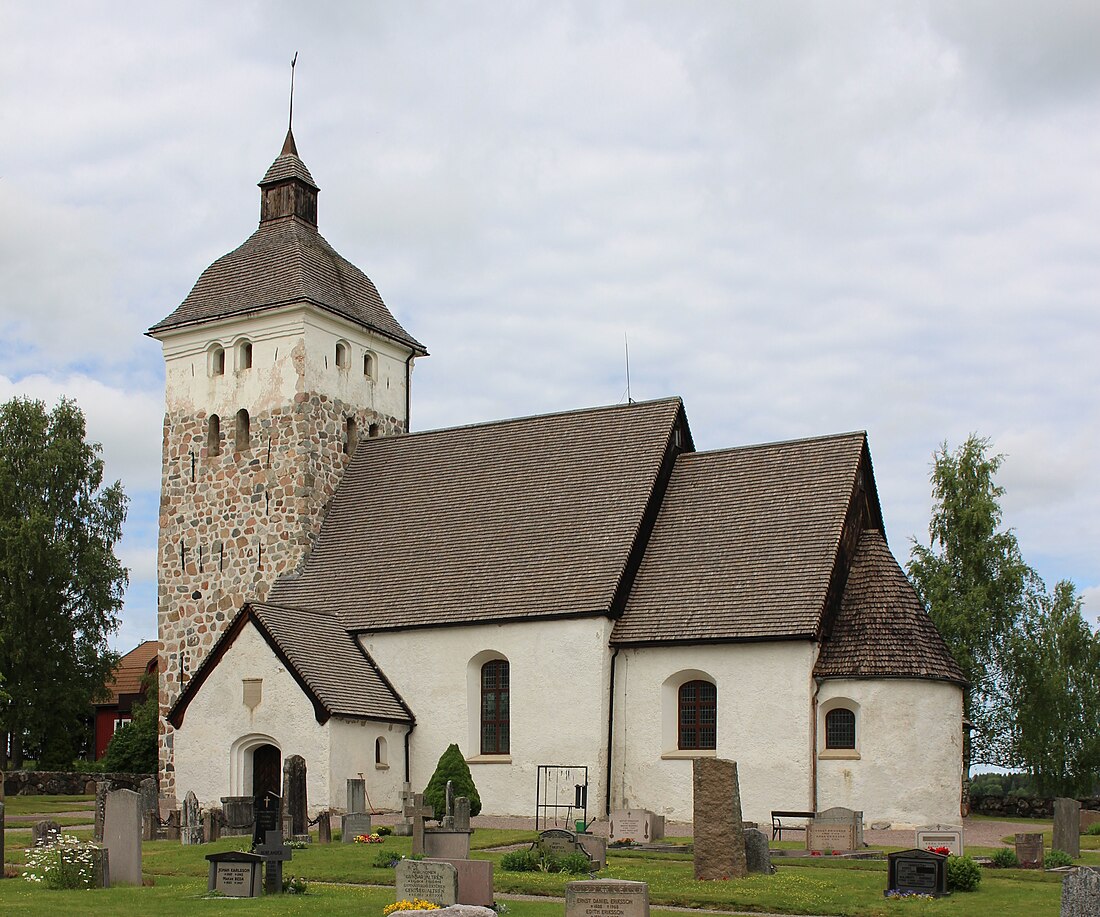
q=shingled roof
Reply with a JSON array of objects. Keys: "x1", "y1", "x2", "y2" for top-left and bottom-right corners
[
  {"x1": 813, "y1": 530, "x2": 966, "y2": 684},
  {"x1": 98, "y1": 640, "x2": 158, "y2": 706},
  {"x1": 148, "y1": 134, "x2": 425, "y2": 353},
  {"x1": 168, "y1": 602, "x2": 412, "y2": 727},
  {"x1": 270, "y1": 398, "x2": 688, "y2": 631},
  {"x1": 611, "y1": 432, "x2": 868, "y2": 645}
]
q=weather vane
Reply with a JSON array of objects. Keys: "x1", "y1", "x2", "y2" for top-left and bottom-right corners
[{"x1": 289, "y1": 52, "x2": 298, "y2": 132}]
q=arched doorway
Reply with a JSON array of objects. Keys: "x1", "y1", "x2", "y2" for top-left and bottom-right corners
[{"x1": 253, "y1": 743, "x2": 281, "y2": 799}]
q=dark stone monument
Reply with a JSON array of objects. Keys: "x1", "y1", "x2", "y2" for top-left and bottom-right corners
[
  {"x1": 138, "y1": 777, "x2": 158, "y2": 825},
  {"x1": 164, "y1": 809, "x2": 180, "y2": 841},
  {"x1": 221, "y1": 795, "x2": 254, "y2": 836},
  {"x1": 32, "y1": 819, "x2": 61, "y2": 847},
  {"x1": 1054, "y1": 798, "x2": 1082, "y2": 858},
  {"x1": 1062, "y1": 867, "x2": 1100, "y2": 917},
  {"x1": 744, "y1": 827, "x2": 774, "y2": 874},
  {"x1": 94, "y1": 780, "x2": 110, "y2": 841},
  {"x1": 692, "y1": 757, "x2": 748, "y2": 880},
  {"x1": 253, "y1": 791, "x2": 281, "y2": 848},
  {"x1": 0, "y1": 801, "x2": 5, "y2": 878},
  {"x1": 181, "y1": 790, "x2": 203, "y2": 845},
  {"x1": 256, "y1": 828, "x2": 292, "y2": 895},
  {"x1": 143, "y1": 811, "x2": 158, "y2": 841},
  {"x1": 206, "y1": 850, "x2": 264, "y2": 898},
  {"x1": 204, "y1": 807, "x2": 222, "y2": 843},
  {"x1": 282, "y1": 754, "x2": 308, "y2": 837},
  {"x1": 317, "y1": 809, "x2": 332, "y2": 844},
  {"x1": 1016, "y1": 832, "x2": 1045, "y2": 869},
  {"x1": 886, "y1": 848, "x2": 948, "y2": 897}
]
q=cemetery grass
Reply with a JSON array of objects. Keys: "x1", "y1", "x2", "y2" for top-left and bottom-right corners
[{"x1": 1, "y1": 794, "x2": 94, "y2": 816}]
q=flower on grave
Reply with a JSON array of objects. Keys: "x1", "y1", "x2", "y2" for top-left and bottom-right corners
[
  {"x1": 23, "y1": 835, "x2": 102, "y2": 890},
  {"x1": 356, "y1": 833, "x2": 385, "y2": 844},
  {"x1": 609, "y1": 837, "x2": 634, "y2": 847},
  {"x1": 383, "y1": 898, "x2": 442, "y2": 914},
  {"x1": 927, "y1": 846, "x2": 951, "y2": 856},
  {"x1": 810, "y1": 850, "x2": 821, "y2": 856}
]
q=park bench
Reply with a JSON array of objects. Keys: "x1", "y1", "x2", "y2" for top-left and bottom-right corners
[{"x1": 771, "y1": 810, "x2": 815, "y2": 841}]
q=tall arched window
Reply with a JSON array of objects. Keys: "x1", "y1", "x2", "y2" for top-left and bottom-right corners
[
  {"x1": 238, "y1": 340, "x2": 253, "y2": 371},
  {"x1": 335, "y1": 341, "x2": 349, "y2": 368},
  {"x1": 235, "y1": 409, "x2": 250, "y2": 452},
  {"x1": 678, "y1": 680, "x2": 717, "y2": 750},
  {"x1": 825, "y1": 708, "x2": 856, "y2": 749},
  {"x1": 481, "y1": 659, "x2": 509, "y2": 755},
  {"x1": 208, "y1": 414, "x2": 221, "y2": 457},
  {"x1": 210, "y1": 345, "x2": 225, "y2": 376},
  {"x1": 363, "y1": 352, "x2": 375, "y2": 379},
  {"x1": 344, "y1": 416, "x2": 358, "y2": 455}
]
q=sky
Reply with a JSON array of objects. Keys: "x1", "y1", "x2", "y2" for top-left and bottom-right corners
[{"x1": 1, "y1": 1, "x2": 1098, "y2": 651}]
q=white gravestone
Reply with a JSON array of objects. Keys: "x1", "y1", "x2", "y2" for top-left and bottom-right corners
[
  {"x1": 915, "y1": 824, "x2": 965, "y2": 856},
  {"x1": 566, "y1": 879, "x2": 650, "y2": 917}
]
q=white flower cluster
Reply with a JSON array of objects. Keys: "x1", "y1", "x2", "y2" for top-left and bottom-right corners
[{"x1": 23, "y1": 834, "x2": 103, "y2": 889}]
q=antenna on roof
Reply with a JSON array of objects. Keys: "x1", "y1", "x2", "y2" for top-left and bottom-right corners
[
  {"x1": 288, "y1": 52, "x2": 298, "y2": 132},
  {"x1": 625, "y1": 333, "x2": 635, "y2": 405}
]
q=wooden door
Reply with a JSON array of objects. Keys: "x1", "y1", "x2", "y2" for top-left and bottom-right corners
[{"x1": 253, "y1": 744, "x2": 281, "y2": 799}]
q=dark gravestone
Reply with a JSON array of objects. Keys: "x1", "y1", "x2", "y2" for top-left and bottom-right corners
[
  {"x1": 692, "y1": 757, "x2": 748, "y2": 880},
  {"x1": 206, "y1": 850, "x2": 264, "y2": 898},
  {"x1": 94, "y1": 780, "x2": 110, "y2": 841},
  {"x1": 886, "y1": 848, "x2": 948, "y2": 897},
  {"x1": 32, "y1": 819, "x2": 61, "y2": 847},
  {"x1": 205, "y1": 807, "x2": 222, "y2": 843},
  {"x1": 1016, "y1": 832, "x2": 1045, "y2": 868},
  {"x1": 181, "y1": 790, "x2": 203, "y2": 845},
  {"x1": 253, "y1": 791, "x2": 281, "y2": 847},
  {"x1": 256, "y1": 829, "x2": 292, "y2": 895},
  {"x1": 317, "y1": 809, "x2": 332, "y2": 844},
  {"x1": 282, "y1": 755, "x2": 308, "y2": 837},
  {"x1": 0, "y1": 801, "x2": 4, "y2": 878},
  {"x1": 164, "y1": 809, "x2": 180, "y2": 842},
  {"x1": 743, "y1": 828, "x2": 774, "y2": 874},
  {"x1": 1062, "y1": 867, "x2": 1100, "y2": 917},
  {"x1": 1054, "y1": 798, "x2": 1082, "y2": 858},
  {"x1": 138, "y1": 778, "x2": 158, "y2": 825},
  {"x1": 221, "y1": 795, "x2": 254, "y2": 836}
]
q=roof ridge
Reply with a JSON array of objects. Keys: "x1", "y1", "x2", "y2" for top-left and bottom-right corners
[
  {"x1": 253, "y1": 600, "x2": 337, "y2": 619},
  {"x1": 685, "y1": 430, "x2": 867, "y2": 459}
]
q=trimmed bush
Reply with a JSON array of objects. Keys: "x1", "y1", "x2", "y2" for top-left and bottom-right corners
[
  {"x1": 558, "y1": 852, "x2": 594, "y2": 874},
  {"x1": 946, "y1": 854, "x2": 981, "y2": 891},
  {"x1": 424, "y1": 744, "x2": 482, "y2": 819},
  {"x1": 990, "y1": 847, "x2": 1019, "y2": 868},
  {"x1": 1045, "y1": 850, "x2": 1074, "y2": 868},
  {"x1": 501, "y1": 848, "x2": 541, "y2": 872}
]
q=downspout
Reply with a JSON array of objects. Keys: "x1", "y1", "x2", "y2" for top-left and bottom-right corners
[
  {"x1": 604, "y1": 647, "x2": 620, "y2": 818},
  {"x1": 404, "y1": 722, "x2": 415, "y2": 785},
  {"x1": 811, "y1": 676, "x2": 822, "y2": 812},
  {"x1": 404, "y1": 352, "x2": 415, "y2": 432}
]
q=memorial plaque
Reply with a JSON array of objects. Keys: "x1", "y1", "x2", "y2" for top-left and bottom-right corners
[
  {"x1": 206, "y1": 851, "x2": 264, "y2": 898},
  {"x1": 342, "y1": 812, "x2": 373, "y2": 844},
  {"x1": 566, "y1": 878, "x2": 650, "y2": 917},
  {"x1": 395, "y1": 858, "x2": 459, "y2": 906},
  {"x1": 915, "y1": 824, "x2": 964, "y2": 856},
  {"x1": 540, "y1": 828, "x2": 580, "y2": 857},
  {"x1": 806, "y1": 822, "x2": 856, "y2": 852},
  {"x1": 609, "y1": 809, "x2": 661, "y2": 844},
  {"x1": 815, "y1": 806, "x2": 864, "y2": 847},
  {"x1": 886, "y1": 848, "x2": 947, "y2": 898}
]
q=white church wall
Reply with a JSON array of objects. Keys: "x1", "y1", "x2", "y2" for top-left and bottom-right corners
[
  {"x1": 173, "y1": 621, "x2": 332, "y2": 812},
  {"x1": 816, "y1": 678, "x2": 963, "y2": 828},
  {"x1": 612, "y1": 642, "x2": 816, "y2": 825},
  {"x1": 328, "y1": 718, "x2": 408, "y2": 813},
  {"x1": 360, "y1": 617, "x2": 614, "y2": 818}
]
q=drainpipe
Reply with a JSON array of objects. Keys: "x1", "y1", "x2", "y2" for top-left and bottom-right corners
[
  {"x1": 811, "y1": 677, "x2": 822, "y2": 812},
  {"x1": 604, "y1": 647, "x2": 620, "y2": 818},
  {"x1": 404, "y1": 352, "x2": 415, "y2": 431},
  {"x1": 404, "y1": 722, "x2": 415, "y2": 785}
]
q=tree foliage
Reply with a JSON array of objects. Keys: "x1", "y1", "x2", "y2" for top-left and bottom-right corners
[
  {"x1": 424, "y1": 743, "x2": 482, "y2": 819},
  {"x1": 103, "y1": 675, "x2": 159, "y2": 774},
  {"x1": 0, "y1": 397, "x2": 128, "y2": 768},
  {"x1": 1005, "y1": 581, "x2": 1100, "y2": 796},
  {"x1": 907, "y1": 435, "x2": 1039, "y2": 769}
]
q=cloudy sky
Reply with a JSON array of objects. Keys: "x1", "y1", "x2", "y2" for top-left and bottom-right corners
[{"x1": 2, "y1": 1, "x2": 1098, "y2": 650}]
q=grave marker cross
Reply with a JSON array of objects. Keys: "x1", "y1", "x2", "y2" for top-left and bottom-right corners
[
  {"x1": 256, "y1": 829, "x2": 292, "y2": 895},
  {"x1": 403, "y1": 792, "x2": 435, "y2": 856}
]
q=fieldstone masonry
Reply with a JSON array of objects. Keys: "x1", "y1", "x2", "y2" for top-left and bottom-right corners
[{"x1": 157, "y1": 392, "x2": 404, "y2": 799}]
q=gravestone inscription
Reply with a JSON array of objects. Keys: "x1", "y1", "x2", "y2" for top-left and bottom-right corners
[
  {"x1": 565, "y1": 878, "x2": 650, "y2": 917},
  {"x1": 103, "y1": 788, "x2": 143, "y2": 886},
  {"x1": 692, "y1": 757, "x2": 747, "y2": 880},
  {"x1": 914, "y1": 824, "x2": 964, "y2": 856},
  {"x1": 253, "y1": 791, "x2": 281, "y2": 847},
  {"x1": 206, "y1": 850, "x2": 264, "y2": 898},
  {"x1": 1016, "y1": 832, "x2": 1044, "y2": 869},
  {"x1": 609, "y1": 809, "x2": 663, "y2": 844},
  {"x1": 1061, "y1": 867, "x2": 1100, "y2": 917},
  {"x1": 814, "y1": 807, "x2": 864, "y2": 847},
  {"x1": 806, "y1": 822, "x2": 856, "y2": 852},
  {"x1": 396, "y1": 858, "x2": 458, "y2": 906},
  {"x1": 1054, "y1": 798, "x2": 1082, "y2": 858},
  {"x1": 886, "y1": 848, "x2": 948, "y2": 897}
]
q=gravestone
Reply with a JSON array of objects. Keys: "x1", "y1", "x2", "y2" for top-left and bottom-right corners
[
  {"x1": 812, "y1": 806, "x2": 863, "y2": 849},
  {"x1": 181, "y1": 790, "x2": 203, "y2": 845},
  {"x1": 540, "y1": 828, "x2": 582, "y2": 858},
  {"x1": 32, "y1": 819, "x2": 61, "y2": 847},
  {"x1": 256, "y1": 828, "x2": 292, "y2": 895},
  {"x1": 318, "y1": 810, "x2": 332, "y2": 844},
  {"x1": 404, "y1": 792, "x2": 435, "y2": 856},
  {"x1": 282, "y1": 755, "x2": 308, "y2": 837},
  {"x1": 1080, "y1": 810, "x2": 1100, "y2": 833},
  {"x1": 692, "y1": 757, "x2": 748, "y2": 880},
  {"x1": 886, "y1": 848, "x2": 948, "y2": 897},
  {"x1": 454, "y1": 796, "x2": 471, "y2": 832},
  {"x1": 427, "y1": 793, "x2": 474, "y2": 859},
  {"x1": 1062, "y1": 867, "x2": 1100, "y2": 917},
  {"x1": 914, "y1": 824, "x2": 965, "y2": 856},
  {"x1": 94, "y1": 780, "x2": 110, "y2": 841},
  {"x1": 103, "y1": 788, "x2": 143, "y2": 886},
  {"x1": 205, "y1": 807, "x2": 222, "y2": 843},
  {"x1": 566, "y1": 878, "x2": 650, "y2": 917},
  {"x1": 396, "y1": 858, "x2": 459, "y2": 906},
  {"x1": 395, "y1": 783, "x2": 415, "y2": 836},
  {"x1": 744, "y1": 828, "x2": 774, "y2": 874},
  {"x1": 143, "y1": 811, "x2": 158, "y2": 842},
  {"x1": 1054, "y1": 798, "x2": 1082, "y2": 858},
  {"x1": 164, "y1": 809, "x2": 180, "y2": 841},
  {"x1": 576, "y1": 834, "x2": 608, "y2": 870},
  {"x1": 221, "y1": 795, "x2": 254, "y2": 836},
  {"x1": 253, "y1": 791, "x2": 281, "y2": 847},
  {"x1": 206, "y1": 850, "x2": 264, "y2": 898},
  {"x1": 1016, "y1": 832, "x2": 1044, "y2": 868},
  {"x1": 0, "y1": 801, "x2": 4, "y2": 879},
  {"x1": 138, "y1": 778, "x2": 158, "y2": 824},
  {"x1": 426, "y1": 857, "x2": 495, "y2": 907},
  {"x1": 348, "y1": 778, "x2": 366, "y2": 814},
  {"x1": 342, "y1": 812, "x2": 373, "y2": 843},
  {"x1": 609, "y1": 809, "x2": 664, "y2": 844}
]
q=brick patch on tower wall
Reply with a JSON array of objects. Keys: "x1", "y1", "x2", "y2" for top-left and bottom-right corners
[{"x1": 157, "y1": 393, "x2": 401, "y2": 800}]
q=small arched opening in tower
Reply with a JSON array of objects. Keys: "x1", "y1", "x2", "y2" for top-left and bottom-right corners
[
  {"x1": 208, "y1": 414, "x2": 221, "y2": 457},
  {"x1": 344, "y1": 416, "x2": 358, "y2": 455},
  {"x1": 235, "y1": 409, "x2": 250, "y2": 452}
]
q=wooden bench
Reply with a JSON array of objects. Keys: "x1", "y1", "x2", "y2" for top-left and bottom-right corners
[{"x1": 771, "y1": 810, "x2": 815, "y2": 841}]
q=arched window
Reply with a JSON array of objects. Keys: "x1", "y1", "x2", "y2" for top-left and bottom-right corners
[
  {"x1": 678, "y1": 680, "x2": 716, "y2": 750},
  {"x1": 825, "y1": 708, "x2": 856, "y2": 750},
  {"x1": 235, "y1": 409, "x2": 250, "y2": 452},
  {"x1": 363, "y1": 352, "x2": 375, "y2": 379},
  {"x1": 375, "y1": 737, "x2": 388, "y2": 767},
  {"x1": 335, "y1": 341, "x2": 349, "y2": 368},
  {"x1": 210, "y1": 345, "x2": 225, "y2": 376},
  {"x1": 344, "y1": 416, "x2": 358, "y2": 455},
  {"x1": 481, "y1": 659, "x2": 509, "y2": 755},
  {"x1": 368, "y1": 423, "x2": 380, "y2": 438},
  {"x1": 208, "y1": 414, "x2": 221, "y2": 457},
  {"x1": 238, "y1": 340, "x2": 253, "y2": 371}
]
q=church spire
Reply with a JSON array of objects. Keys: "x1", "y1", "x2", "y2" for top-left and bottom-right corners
[{"x1": 258, "y1": 53, "x2": 318, "y2": 226}]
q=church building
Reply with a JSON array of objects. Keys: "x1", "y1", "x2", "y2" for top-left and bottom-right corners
[{"x1": 149, "y1": 128, "x2": 966, "y2": 829}]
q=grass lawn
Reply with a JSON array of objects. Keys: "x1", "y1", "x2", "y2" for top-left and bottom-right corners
[
  {"x1": 0, "y1": 824, "x2": 1075, "y2": 916},
  {"x1": 2, "y1": 795, "x2": 94, "y2": 817}
]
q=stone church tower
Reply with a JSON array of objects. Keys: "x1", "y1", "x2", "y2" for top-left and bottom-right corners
[{"x1": 148, "y1": 129, "x2": 427, "y2": 801}]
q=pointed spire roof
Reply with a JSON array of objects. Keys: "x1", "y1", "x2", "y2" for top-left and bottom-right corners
[{"x1": 259, "y1": 129, "x2": 319, "y2": 190}]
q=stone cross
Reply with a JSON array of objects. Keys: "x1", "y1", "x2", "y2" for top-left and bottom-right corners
[
  {"x1": 403, "y1": 792, "x2": 435, "y2": 856},
  {"x1": 256, "y1": 829, "x2": 292, "y2": 895}
]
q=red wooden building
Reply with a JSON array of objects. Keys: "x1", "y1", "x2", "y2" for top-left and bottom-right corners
[{"x1": 93, "y1": 640, "x2": 158, "y2": 760}]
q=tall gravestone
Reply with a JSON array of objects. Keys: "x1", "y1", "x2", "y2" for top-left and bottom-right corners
[
  {"x1": 282, "y1": 755, "x2": 308, "y2": 837},
  {"x1": 138, "y1": 778, "x2": 158, "y2": 823},
  {"x1": 1054, "y1": 798, "x2": 1082, "y2": 858},
  {"x1": 347, "y1": 778, "x2": 366, "y2": 814},
  {"x1": 692, "y1": 757, "x2": 748, "y2": 880},
  {"x1": 743, "y1": 828, "x2": 774, "y2": 874},
  {"x1": 103, "y1": 788, "x2": 143, "y2": 886},
  {"x1": 0, "y1": 801, "x2": 5, "y2": 879},
  {"x1": 181, "y1": 791, "x2": 203, "y2": 845},
  {"x1": 221, "y1": 796, "x2": 254, "y2": 836},
  {"x1": 1062, "y1": 868, "x2": 1100, "y2": 917},
  {"x1": 94, "y1": 780, "x2": 110, "y2": 841}
]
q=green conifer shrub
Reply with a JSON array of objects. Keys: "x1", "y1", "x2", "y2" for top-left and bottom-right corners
[{"x1": 423, "y1": 743, "x2": 482, "y2": 819}]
